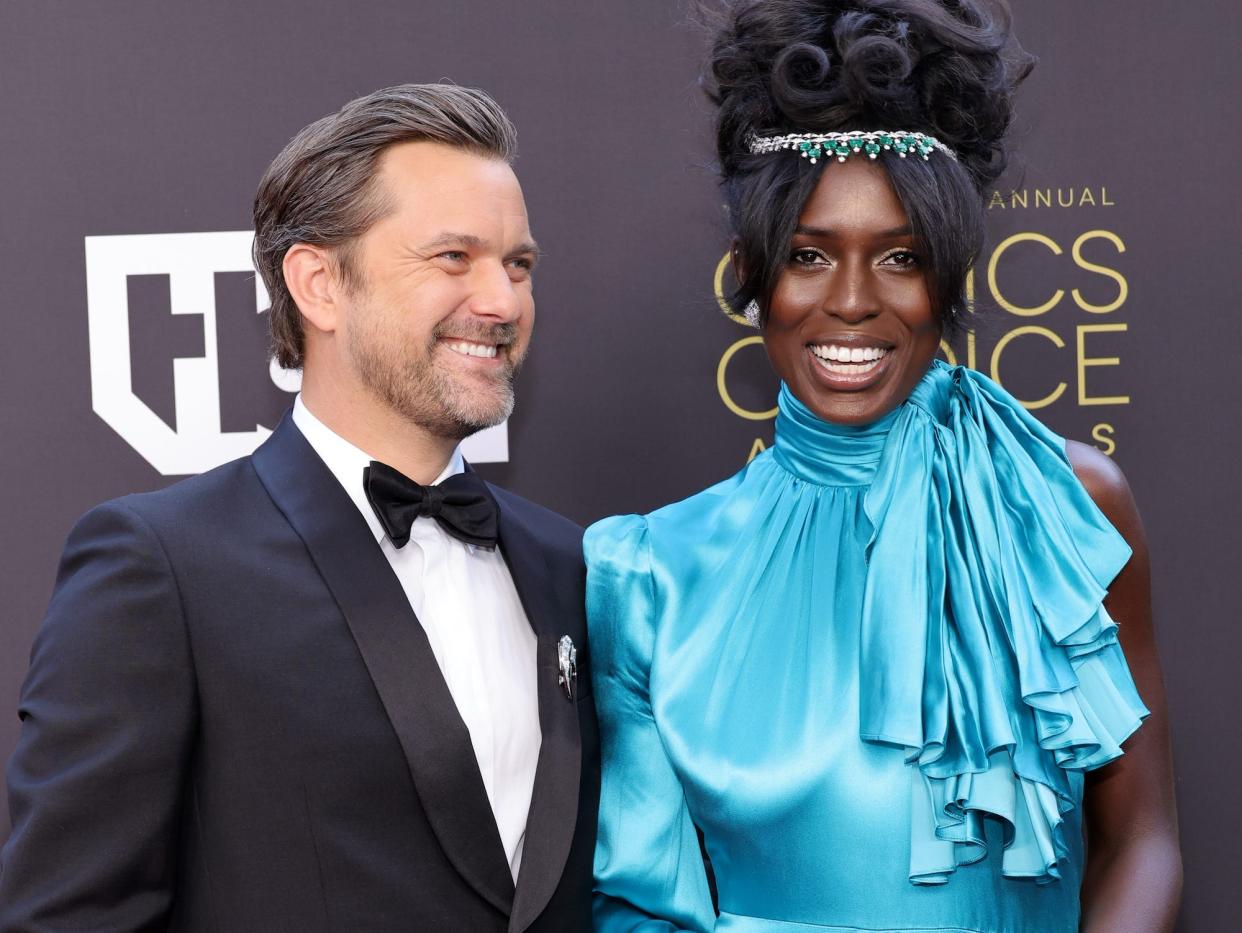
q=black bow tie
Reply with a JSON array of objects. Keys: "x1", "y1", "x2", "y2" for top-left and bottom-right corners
[{"x1": 363, "y1": 461, "x2": 499, "y2": 550}]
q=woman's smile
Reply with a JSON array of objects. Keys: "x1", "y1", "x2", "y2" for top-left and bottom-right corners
[{"x1": 806, "y1": 336, "x2": 897, "y2": 390}]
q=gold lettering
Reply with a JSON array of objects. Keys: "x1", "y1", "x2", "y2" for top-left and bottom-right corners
[
  {"x1": 978, "y1": 185, "x2": 1113, "y2": 210},
  {"x1": 717, "y1": 336, "x2": 778, "y2": 420},
  {"x1": 747, "y1": 438, "x2": 768, "y2": 462},
  {"x1": 989, "y1": 326, "x2": 1067, "y2": 409},
  {"x1": 1091, "y1": 423, "x2": 1117, "y2": 456},
  {"x1": 1076, "y1": 323, "x2": 1130, "y2": 405},
  {"x1": 987, "y1": 232, "x2": 1065, "y2": 316},
  {"x1": 714, "y1": 251, "x2": 748, "y2": 324},
  {"x1": 1071, "y1": 230, "x2": 1128, "y2": 314},
  {"x1": 940, "y1": 328, "x2": 977, "y2": 370}
]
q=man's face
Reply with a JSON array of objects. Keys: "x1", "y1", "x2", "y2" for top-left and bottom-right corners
[{"x1": 338, "y1": 141, "x2": 537, "y2": 440}]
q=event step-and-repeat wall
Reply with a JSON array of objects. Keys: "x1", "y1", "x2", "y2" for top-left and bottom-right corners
[{"x1": 0, "y1": 3, "x2": 1236, "y2": 928}]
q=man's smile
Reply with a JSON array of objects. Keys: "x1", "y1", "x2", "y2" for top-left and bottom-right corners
[{"x1": 442, "y1": 338, "x2": 501, "y2": 360}]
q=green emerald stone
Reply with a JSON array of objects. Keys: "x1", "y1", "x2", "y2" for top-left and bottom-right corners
[
  {"x1": 865, "y1": 141, "x2": 882, "y2": 155},
  {"x1": 894, "y1": 140, "x2": 909, "y2": 152},
  {"x1": 880, "y1": 134, "x2": 894, "y2": 147},
  {"x1": 834, "y1": 141, "x2": 851, "y2": 155},
  {"x1": 799, "y1": 141, "x2": 812, "y2": 152}
]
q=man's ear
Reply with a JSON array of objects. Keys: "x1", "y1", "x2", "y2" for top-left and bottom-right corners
[{"x1": 283, "y1": 243, "x2": 340, "y2": 335}]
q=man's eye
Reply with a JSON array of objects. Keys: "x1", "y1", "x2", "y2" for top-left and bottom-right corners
[
  {"x1": 438, "y1": 250, "x2": 468, "y2": 262},
  {"x1": 507, "y1": 259, "x2": 534, "y2": 281}
]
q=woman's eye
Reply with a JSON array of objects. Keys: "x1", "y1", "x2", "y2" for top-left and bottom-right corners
[
  {"x1": 883, "y1": 249, "x2": 920, "y2": 268},
  {"x1": 790, "y1": 248, "x2": 826, "y2": 265}
]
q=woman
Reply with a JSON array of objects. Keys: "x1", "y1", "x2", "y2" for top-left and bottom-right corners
[{"x1": 585, "y1": 2, "x2": 1181, "y2": 931}]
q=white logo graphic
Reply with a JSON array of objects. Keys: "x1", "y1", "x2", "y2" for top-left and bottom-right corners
[{"x1": 85, "y1": 231, "x2": 508, "y2": 475}]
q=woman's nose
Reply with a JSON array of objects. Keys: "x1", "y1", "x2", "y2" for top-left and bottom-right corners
[{"x1": 823, "y1": 262, "x2": 879, "y2": 324}]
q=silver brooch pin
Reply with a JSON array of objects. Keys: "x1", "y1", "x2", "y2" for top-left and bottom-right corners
[{"x1": 557, "y1": 635, "x2": 578, "y2": 702}]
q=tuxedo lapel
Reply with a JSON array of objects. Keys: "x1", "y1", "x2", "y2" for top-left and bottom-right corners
[
  {"x1": 490, "y1": 487, "x2": 583, "y2": 933},
  {"x1": 251, "y1": 415, "x2": 515, "y2": 916}
]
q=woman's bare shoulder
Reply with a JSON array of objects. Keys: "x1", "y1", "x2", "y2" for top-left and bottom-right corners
[{"x1": 1065, "y1": 439, "x2": 1141, "y2": 536}]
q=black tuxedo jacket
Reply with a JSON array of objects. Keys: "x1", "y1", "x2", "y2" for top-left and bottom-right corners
[{"x1": 0, "y1": 414, "x2": 599, "y2": 932}]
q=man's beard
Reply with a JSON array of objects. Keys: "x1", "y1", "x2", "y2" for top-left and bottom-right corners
[{"x1": 347, "y1": 313, "x2": 525, "y2": 442}]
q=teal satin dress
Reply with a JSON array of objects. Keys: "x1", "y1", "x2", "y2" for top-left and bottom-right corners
[{"x1": 585, "y1": 362, "x2": 1148, "y2": 933}]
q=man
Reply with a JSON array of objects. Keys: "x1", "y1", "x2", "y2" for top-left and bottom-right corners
[{"x1": 0, "y1": 84, "x2": 598, "y2": 932}]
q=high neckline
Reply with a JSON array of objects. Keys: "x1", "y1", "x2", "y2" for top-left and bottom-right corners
[
  {"x1": 772, "y1": 382, "x2": 902, "y2": 486},
  {"x1": 771, "y1": 362, "x2": 959, "y2": 487}
]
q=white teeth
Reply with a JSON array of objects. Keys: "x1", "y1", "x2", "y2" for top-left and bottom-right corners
[
  {"x1": 446, "y1": 341, "x2": 498, "y2": 359},
  {"x1": 810, "y1": 344, "x2": 889, "y2": 364},
  {"x1": 814, "y1": 356, "x2": 883, "y2": 375}
]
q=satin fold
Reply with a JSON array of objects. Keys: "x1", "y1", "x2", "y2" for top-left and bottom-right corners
[
  {"x1": 587, "y1": 361, "x2": 1147, "y2": 932},
  {"x1": 844, "y1": 363, "x2": 1148, "y2": 883}
]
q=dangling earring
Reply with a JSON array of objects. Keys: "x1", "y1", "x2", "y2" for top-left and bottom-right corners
[{"x1": 744, "y1": 300, "x2": 762, "y2": 329}]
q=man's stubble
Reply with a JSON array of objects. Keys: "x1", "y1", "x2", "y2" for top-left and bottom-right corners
[{"x1": 345, "y1": 298, "x2": 526, "y2": 442}]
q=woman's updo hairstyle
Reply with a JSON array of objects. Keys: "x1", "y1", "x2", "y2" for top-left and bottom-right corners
[{"x1": 703, "y1": 0, "x2": 1033, "y2": 328}]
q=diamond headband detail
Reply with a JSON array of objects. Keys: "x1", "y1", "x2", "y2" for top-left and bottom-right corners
[{"x1": 747, "y1": 131, "x2": 956, "y2": 165}]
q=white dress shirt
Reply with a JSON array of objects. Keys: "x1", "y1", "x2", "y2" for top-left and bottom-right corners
[{"x1": 292, "y1": 396, "x2": 541, "y2": 882}]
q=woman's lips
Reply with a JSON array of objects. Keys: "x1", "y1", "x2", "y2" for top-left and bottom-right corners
[{"x1": 806, "y1": 342, "x2": 894, "y2": 391}]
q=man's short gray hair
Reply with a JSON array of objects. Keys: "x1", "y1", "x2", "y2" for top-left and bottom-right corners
[{"x1": 253, "y1": 83, "x2": 518, "y2": 369}]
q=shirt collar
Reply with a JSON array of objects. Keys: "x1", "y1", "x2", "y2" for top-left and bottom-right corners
[{"x1": 291, "y1": 394, "x2": 465, "y2": 545}]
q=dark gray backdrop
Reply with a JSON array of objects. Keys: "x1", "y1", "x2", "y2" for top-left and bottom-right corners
[{"x1": 1, "y1": 2, "x2": 1235, "y2": 929}]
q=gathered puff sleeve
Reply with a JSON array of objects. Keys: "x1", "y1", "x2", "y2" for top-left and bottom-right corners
[{"x1": 585, "y1": 514, "x2": 716, "y2": 933}]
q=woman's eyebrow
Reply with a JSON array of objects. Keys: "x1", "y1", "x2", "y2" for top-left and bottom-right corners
[{"x1": 794, "y1": 224, "x2": 913, "y2": 238}]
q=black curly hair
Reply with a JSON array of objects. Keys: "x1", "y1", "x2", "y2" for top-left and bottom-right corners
[{"x1": 703, "y1": 0, "x2": 1033, "y2": 328}]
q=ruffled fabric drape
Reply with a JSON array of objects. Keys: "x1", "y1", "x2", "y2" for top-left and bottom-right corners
[{"x1": 817, "y1": 362, "x2": 1149, "y2": 883}]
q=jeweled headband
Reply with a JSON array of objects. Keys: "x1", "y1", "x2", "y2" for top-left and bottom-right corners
[{"x1": 747, "y1": 131, "x2": 956, "y2": 165}]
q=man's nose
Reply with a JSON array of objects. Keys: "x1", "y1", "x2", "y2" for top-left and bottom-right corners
[{"x1": 466, "y1": 262, "x2": 524, "y2": 321}]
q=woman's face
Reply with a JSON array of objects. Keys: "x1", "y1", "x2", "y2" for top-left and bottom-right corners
[{"x1": 760, "y1": 158, "x2": 941, "y2": 426}]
